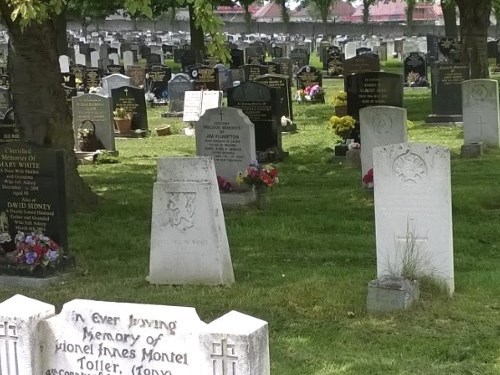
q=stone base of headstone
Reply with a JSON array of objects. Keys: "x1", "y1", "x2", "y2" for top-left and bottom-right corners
[
  {"x1": 461, "y1": 143, "x2": 484, "y2": 158},
  {"x1": 367, "y1": 276, "x2": 420, "y2": 314},
  {"x1": 344, "y1": 149, "x2": 361, "y2": 168},
  {"x1": 161, "y1": 111, "x2": 183, "y2": 118},
  {"x1": 220, "y1": 190, "x2": 257, "y2": 210},
  {"x1": 75, "y1": 150, "x2": 119, "y2": 164},
  {"x1": 425, "y1": 114, "x2": 463, "y2": 124},
  {"x1": 114, "y1": 129, "x2": 149, "y2": 138},
  {"x1": 0, "y1": 273, "x2": 70, "y2": 288}
]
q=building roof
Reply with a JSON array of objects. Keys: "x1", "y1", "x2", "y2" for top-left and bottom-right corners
[
  {"x1": 350, "y1": 0, "x2": 441, "y2": 23},
  {"x1": 253, "y1": 2, "x2": 282, "y2": 19},
  {"x1": 215, "y1": 5, "x2": 259, "y2": 15}
]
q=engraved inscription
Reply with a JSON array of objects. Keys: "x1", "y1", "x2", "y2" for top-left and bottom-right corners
[
  {"x1": 392, "y1": 151, "x2": 427, "y2": 185},
  {"x1": 0, "y1": 321, "x2": 19, "y2": 375},
  {"x1": 371, "y1": 110, "x2": 392, "y2": 134},
  {"x1": 211, "y1": 339, "x2": 238, "y2": 375},
  {"x1": 164, "y1": 193, "x2": 196, "y2": 232}
]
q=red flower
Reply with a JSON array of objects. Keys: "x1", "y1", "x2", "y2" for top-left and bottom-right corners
[
  {"x1": 363, "y1": 168, "x2": 374, "y2": 184},
  {"x1": 33, "y1": 243, "x2": 45, "y2": 258}
]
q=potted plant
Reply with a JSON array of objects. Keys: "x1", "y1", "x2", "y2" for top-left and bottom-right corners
[
  {"x1": 334, "y1": 91, "x2": 348, "y2": 116},
  {"x1": 329, "y1": 115, "x2": 356, "y2": 156},
  {"x1": 113, "y1": 107, "x2": 132, "y2": 135}
]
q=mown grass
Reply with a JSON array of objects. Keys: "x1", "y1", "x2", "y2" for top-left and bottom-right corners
[{"x1": 2, "y1": 62, "x2": 500, "y2": 374}]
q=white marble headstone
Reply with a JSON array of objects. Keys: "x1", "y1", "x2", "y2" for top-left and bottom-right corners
[
  {"x1": 462, "y1": 79, "x2": 500, "y2": 147},
  {"x1": 58, "y1": 55, "x2": 70, "y2": 73},
  {"x1": 374, "y1": 143, "x2": 454, "y2": 295},
  {"x1": 149, "y1": 157, "x2": 235, "y2": 285},
  {"x1": 90, "y1": 51, "x2": 99, "y2": 68},
  {"x1": 123, "y1": 50, "x2": 134, "y2": 68},
  {"x1": 360, "y1": 106, "x2": 407, "y2": 177},
  {"x1": 344, "y1": 42, "x2": 357, "y2": 59},
  {"x1": 0, "y1": 295, "x2": 55, "y2": 375},
  {"x1": 201, "y1": 311, "x2": 270, "y2": 375},
  {"x1": 196, "y1": 107, "x2": 256, "y2": 186},
  {"x1": 101, "y1": 73, "x2": 131, "y2": 97},
  {"x1": 40, "y1": 299, "x2": 205, "y2": 375},
  {"x1": 75, "y1": 53, "x2": 86, "y2": 67},
  {"x1": 108, "y1": 52, "x2": 119, "y2": 65}
]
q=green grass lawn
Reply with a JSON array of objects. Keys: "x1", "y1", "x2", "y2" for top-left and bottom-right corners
[{"x1": 3, "y1": 71, "x2": 500, "y2": 374}]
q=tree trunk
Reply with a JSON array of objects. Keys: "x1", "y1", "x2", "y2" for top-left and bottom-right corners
[
  {"x1": 456, "y1": 0, "x2": 491, "y2": 78},
  {"x1": 243, "y1": 5, "x2": 252, "y2": 34},
  {"x1": 442, "y1": 0, "x2": 458, "y2": 38},
  {"x1": 406, "y1": 3, "x2": 414, "y2": 36},
  {"x1": 0, "y1": 4, "x2": 98, "y2": 211},
  {"x1": 188, "y1": 3, "x2": 205, "y2": 63},
  {"x1": 363, "y1": 0, "x2": 370, "y2": 35},
  {"x1": 53, "y1": 11, "x2": 68, "y2": 56},
  {"x1": 276, "y1": 0, "x2": 289, "y2": 33}
]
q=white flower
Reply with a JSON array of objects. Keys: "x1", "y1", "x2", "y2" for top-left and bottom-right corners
[{"x1": 280, "y1": 116, "x2": 291, "y2": 127}]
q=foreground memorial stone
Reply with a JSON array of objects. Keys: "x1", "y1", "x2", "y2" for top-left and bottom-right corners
[
  {"x1": 0, "y1": 294, "x2": 271, "y2": 375},
  {"x1": 149, "y1": 157, "x2": 234, "y2": 285}
]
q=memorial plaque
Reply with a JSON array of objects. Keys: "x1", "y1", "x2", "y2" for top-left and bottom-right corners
[
  {"x1": 111, "y1": 86, "x2": 148, "y2": 130},
  {"x1": 227, "y1": 81, "x2": 281, "y2": 153},
  {"x1": 0, "y1": 141, "x2": 68, "y2": 258}
]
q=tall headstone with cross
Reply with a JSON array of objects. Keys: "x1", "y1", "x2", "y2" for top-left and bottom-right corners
[
  {"x1": 0, "y1": 294, "x2": 55, "y2": 375},
  {"x1": 373, "y1": 143, "x2": 454, "y2": 295},
  {"x1": 462, "y1": 79, "x2": 500, "y2": 147},
  {"x1": 149, "y1": 157, "x2": 234, "y2": 285}
]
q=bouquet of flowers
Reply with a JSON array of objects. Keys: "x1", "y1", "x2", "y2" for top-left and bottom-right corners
[
  {"x1": 13, "y1": 231, "x2": 62, "y2": 271},
  {"x1": 236, "y1": 163, "x2": 279, "y2": 189},
  {"x1": 304, "y1": 84, "x2": 324, "y2": 100},
  {"x1": 363, "y1": 168, "x2": 374, "y2": 188},
  {"x1": 334, "y1": 91, "x2": 347, "y2": 106},
  {"x1": 295, "y1": 89, "x2": 306, "y2": 103},
  {"x1": 329, "y1": 115, "x2": 356, "y2": 140},
  {"x1": 406, "y1": 71, "x2": 428, "y2": 87},
  {"x1": 217, "y1": 176, "x2": 233, "y2": 193}
]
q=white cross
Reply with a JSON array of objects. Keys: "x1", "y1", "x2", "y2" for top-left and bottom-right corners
[
  {"x1": 0, "y1": 322, "x2": 19, "y2": 375},
  {"x1": 211, "y1": 338, "x2": 238, "y2": 375}
]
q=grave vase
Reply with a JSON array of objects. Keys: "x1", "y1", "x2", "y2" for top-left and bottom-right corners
[
  {"x1": 115, "y1": 118, "x2": 132, "y2": 134},
  {"x1": 335, "y1": 105, "x2": 348, "y2": 117},
  {"x1": 255, "y1": 186, "x2": 268, "y2": 210}
]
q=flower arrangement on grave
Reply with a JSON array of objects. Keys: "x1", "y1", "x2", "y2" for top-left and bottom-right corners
[
  {"x1": 7, "y1": 231, "x2": 62, "y2": 272},
  {"x1": 334, "y1": 91, "x2": 347, "y2": 107},
  {"x1": 295, "y1": 89, "x2": 306, "y2": 103},
  {"x1": 217, "y1": 176, "x2": 233, "y2": 193},
  {"x1": 329, "y1": 115, "x2": 356, "y2": 141},
  {"x1": 406, "y1": 71, "x2": 428, "y2": 87},
  {"x1": 113, "y1": 107, "x2": 132, "y2": 120},
  {"x1": 304, "y1": 84, "x2": 324, "y2": 101},
  {"x1": 348, "y1": 142, "x2": 361, "y2": 151},
  {"x1": 236, "y1": 163, "x2": 279, "y2": 190},
  {"x1": 363, "y1": 168, "x2": 374, "y2": 189}
]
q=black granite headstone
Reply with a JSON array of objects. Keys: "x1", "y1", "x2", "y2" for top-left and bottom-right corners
[
  {"x1": 403, "y1": 52, "x2": 426, "y2": 83},
  {"x1": 254, "y1": 73, "x2": 293, "y2": 121},
  {"x1": 240, "y1": 64, "x2": 268, "y2": 82},
  {"x1": 147, "y1": 65, "x2": 171, "y2": 99},
  {"x1": 296, "y1": 65, "x2": 322, "y2": 90},
  {"x1": 188, "y1": 66, "x2": 218, "y2": 91},
  {"x1": 227, "y1": 81, "x2": 281, "y2": 154},
  {"x1": 230, "y1": 48, "x2": 244, "y2": 69},
  {"x1": 111, "y1": 86, "x2": 148, "y2": 130},
  {"x1": 0, "y1": 141, "x2": 68, "y2": 275},
  {"x1": 107, "y1": 64, "x2": 125, "y2": 75},
  {"x1": 84, "y1": 67, "x2": 101, "y2": 91}
]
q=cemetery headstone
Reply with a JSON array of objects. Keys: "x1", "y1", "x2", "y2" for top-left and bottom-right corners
[
  {"x1": 240, "y1": 64, "x2": 268, "y2": 82},
  {"x1": 147, "y1": 65, "x2": 171, "y2": 99},
  {"x1": 0, "y1": 141, "x2": 68, "y2": 276},
  {"x1": 102, "y1": 73, "x2": 131, "y2": 97},
  {"x1": 189, "y1": 66, "x2": 218, "y2": 91},
  {"x1": 84, "y1": 67, "x2": 101, "y2": 90},
  {"x1": 58, "y1": 55, "x2": 70, "y2": 73},
  {"x1": 373, "y1": 143, "x2": 454, "y2": 295},
  {"x1": 196, "y1": 107, "x2": 256, "y2": 186},
  {"x1": 230, "y1": 48, "x2": 244, "y2": 69},
  {"x1": 296, "y1": 65, "x2": 322, "y2": 89},
  {"x1": 360, "y1": 106, "x2": 408, "y2": 177},
  {"x1": 126, "y1": 65, "x2": 146, "y2": 88},
  {"x1": 426, "y1": 63, "x2": 469, "y2": 123},
  {"x1": 227, "y1": 81, "x2": 281, "y2": 156},
  {"x1": 462, "y1": 79, "x2": 500, "y2": 147},
  {"x1": 168, "y1": 73, "x2": 195, "y2": 113},
  {"x1": 72, "y1": 93, "x2": 115, "y2": 151},
  {"x1": 149, "y1": 157, "x2": 234, "y2": 285},
  {"x1": 106, "y1": 64, "x2": 125, "y2": 75},
  {"x1": 403, "y1": 52, "x2": 426, "y2": 84},
  {"x1": 111, "y1": 86, "x2": 148, "y2": 130},
  {"x1": 255, "y1": 73, "x2": 293, "y2": 121}
]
